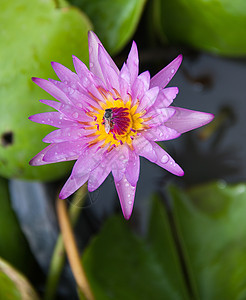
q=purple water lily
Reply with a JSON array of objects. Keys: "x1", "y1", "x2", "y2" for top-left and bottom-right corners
[{"x1": 29, "y1": 31, "x2": 213, "y2": 219}]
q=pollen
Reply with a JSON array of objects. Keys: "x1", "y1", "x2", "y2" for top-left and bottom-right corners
[{"x1": 86, "y1": 88, "x2": 146, "y2": 149}]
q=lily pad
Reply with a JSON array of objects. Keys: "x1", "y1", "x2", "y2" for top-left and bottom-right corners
[
  {"x1": 82, "y1": 200, "x2": 189, "y2": 299},
  {"x1": 69, "y1": 0, "x2": 146, "y2": 54},
  {"x1": 0, "y1": 257, "x2": 39, "y2": 300},
  {"x1": 154, "y1": 0, "x2": 246, "y2": 56},
  {"x1": 0, "y1": 177, "x2": 34, "y2": 275},
  {"x1": 0, "y1": 0, "x2": 92, "y2": 180},
  {"x1": 169, "y1": 182, "x2": 246, "y2": 299}
]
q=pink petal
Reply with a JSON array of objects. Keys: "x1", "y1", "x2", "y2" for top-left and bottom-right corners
[
  {"x1": 51, "y1": 61, "x2": 78, "y2": 84},
  {"x1": 153, "y1": 87, "x2": 179, "y2": 109},
  {"x1": 144, "y1": 107, "x2": 176, "y2": 127},
  {"x1": 119, "y1": 63, "x2": 131, "y2": 99},
  {"x1": 114, "y1": 175, "x2": 136, "y2": 220},
  {"x1": 59, "y1": 146, "x2": 106, "y2": 199},
  {"x1": 132, "y1": 136, "x2": 157, "y2": 162},
  {"x1": 42, "y1": 127, "x2": 95, "y2": 143},
  {"x1": 29, "y1": 112, "x2": 77, "y2": 128},
  {"x1": 136, "y1": 86, "x2": 159, "y2": 113},
  {"x1": 40, "y1": 100, "x2": 92, "y2": 122},
  {"x1": 143, "y1": 125, "x2": 180, "y2": 141},
  {"x1": 87, "y1": 164, "x2": 111, "y2": 192},
  {"x1": 126, "y1": 41, "x2": 139, "y2": 85},
  {"x1": 165, "y1": 107, "x2": 214, "y2": 134},
  {"x1": 150, "y1": 55, "x2": 183, "y2": 89},
  {"x1": 32, "y1": 77, "x2": 70, "y2": 104},
  {"x1": 111, "y1": 146, "x2": 129, "y2": 182},
  {"x1": 29, "y1": 144, "x2": 56, "y2": 166},
  {"x1": 131, "y1": 71, "x2": 150, "y2": 102},
  {"x1": 48, "y1": 78, "x2": 100, "y2": 109},
  {"x1": 59, "y1": 173, "x2": 89, "y2": 199},
  {"x1": 125, "y1": 150, "x2": 140, "y2": 187},
  {"x1": 150, "y1": 142, "x2": 184, "y2": 176},
  {"x1": 43, "y1": 140, "x2": 88, "y2": 162},
  {"x1": 88, "y1": 31, "x2": 119, "y2": 81},
  {"x1": 98, "y1": 45, "x2": 120, "y2": 91}
]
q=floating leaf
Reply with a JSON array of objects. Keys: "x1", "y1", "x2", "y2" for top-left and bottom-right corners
[
  {"x1": 0, "y1": 177, "x2": 35, "y2": 275},
  {"x1": 154, "y1": 0, "x2": 246, "y2": 56},
  {"x1": 82, "y1": 204, "x2": 189, "y2": 299},
  {"x1": 69, "y1": 0, "x2": 146, "y2": 54},
  {"x1": 169, "y1": 182, "x2": 246, "y2": 299},
  {"x1": 0, "y1": 0, "x2": 92, "y2": 180}
]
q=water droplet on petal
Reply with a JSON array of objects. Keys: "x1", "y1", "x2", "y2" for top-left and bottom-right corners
[
  {"x1": 127, "y1": 194, "x2": 131, "y2": 198},
  {"x1": 73, "y1": 112, "x2": 79, "y2": 119},
  {"x1": 128, "y1": 201, "x2": 132, "y2": 205},
  {"x1": 171, "y1": 69, "x2": 175, "y2": 74},
  {"x1": 89, "y1": 62, "x2": 94, "y2": 69},
  {"x1": 161, "y1": 155, "x2": 168, "y2": 163},
  {"x1": 125, "y1": 183, "x2": 129, "y2": 187}
]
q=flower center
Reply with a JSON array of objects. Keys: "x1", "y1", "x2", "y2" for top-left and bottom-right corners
[
  {"x1": 86, "y1": 88, "x2": 148, "y2": 149},
  {"x1": 103, "y1": 107, "x2": 131, "y2": 135}
]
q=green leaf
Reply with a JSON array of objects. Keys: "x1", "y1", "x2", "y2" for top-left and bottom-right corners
[
  {"x1": 154, "y1": 0, "x2": 246, "y2": 56},
  {"x1": 68, "y1": 0, "x2": 146, "y2": 54},
  {"x1": 0, "y1": 0, "x2": 92, "y2": 180},
  {"x1": 169, "y1": 182, "x2": 246, "y2": 299},
  {"x1": 0, "y1": 177, "x2": 34, "y2": 274},
  {"x1": 0, "y1": 258, "x2": 39, "y2": 300},
  {"x1": 82, "y1": 207, "x2": 189, "y2": 300}
]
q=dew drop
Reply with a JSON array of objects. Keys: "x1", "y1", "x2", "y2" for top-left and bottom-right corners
[
  {"x1": 127, "y1": 194, "x2": 131, "y2": 198},
  {"x1": 73, "y1": 112, "x2": 79, "y2": 119},
  {"x1": 171, "y1": 69, "x2": 175, "y2": 74},
  {"x1": 125, "y1": 183, "x2": 129, "y2": 187},
  {"x1": 161, "y1": 155, "x2": 168, "y2": 163},
  {"x1": 41, "y1": 120, "x2": 45, "y2": 123},
  {"x1": 128, "y1": 201, "x2": 132, "y2": 205},
  {"x1": 89, "y1": 62, "x2": 94, "y2": 69}
]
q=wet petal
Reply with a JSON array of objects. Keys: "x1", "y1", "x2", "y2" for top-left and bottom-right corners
[
  {"x1": 153, "y1": 87, "x2": 179, "y2": 109},
  {"x1": 88, "y1": 31, "x2": 119, "y2": 81},
  {"x1": 136, "y1": 86, "x2": 159, "y2": 113},
  {"x1": 151, "y1": 142, "x2": 184, "y2": 176},
  {"x1": 132, "y1": 136, "x2": 157, "y2": 162},
  {"x1": 29, "y1": 144, "x2": 56, "y2": 166},
  {"x1": 43, "y1": 140, "x2": 88, "y2": 162},
  {"x1": 51, "y1": 61, "x2": 78, "y2": 84},
  {"x1": 165, "y1": 107, "x2": 214, "y2": 134},
  {"x1": 114, "y1": 175, "x2": 136, "y2": 220},
  {"x1": 59, "y1": 147, "x2": 106, "y2": 199},
  {"x1": 144, "y1": 107, "x2": 176, "y2": 127},
  {"x1": 111, "y1": 146, "x2": 129, "y2": 182},
  {"x1": 29, "y1": 112, "x2": 77, "y2": 128},
  {"x1": 59, "y1": 173, "x2": 89, "y2": 199},
  {"x1": 32, "y1": 77, "x2": 70, "y2": 104},
  {"x1": 40, "y1": 100, "x2": 92, "y2": 122},
  {"x1": 119, "y1": 63, "x2": 131, "y2": 99},
  {"x1": 131, "y1": 71, "x2": 150, "y2": 102},
  {"x1": 125, "y1": 150, "x2": 140, "y2": 187},
  {"x1": 98, "y1": 45, "x2": 120, "y2": 90},
  {"x1": 43, "y1": 127, "x2": 95, "y2": 143},
  {"x1": 143, "y1": 125, "x2": 180, "y2": 141},
  {"x1": 126, "y1": 41, "x2": 139, "y2": 85},
  {"x1": 150, "y1": 55, "x2": 182, "y2": 89}
]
